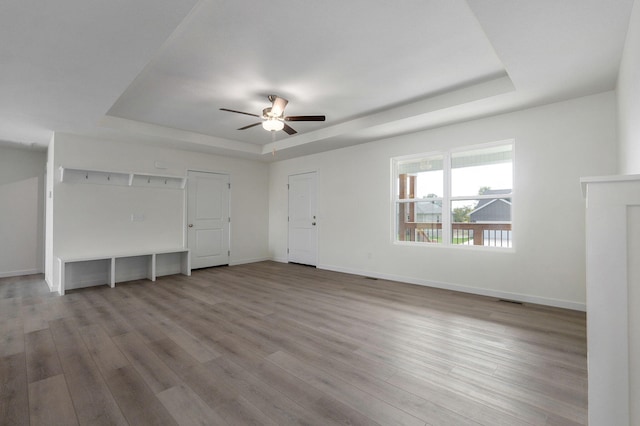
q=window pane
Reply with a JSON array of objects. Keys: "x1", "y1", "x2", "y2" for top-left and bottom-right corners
[
  {"x1": 397, "y1": 155, "x2": 444, "y2": 199},
  {"x1": 451, "y1": 199, "x2": 512, "y2": 247},
  {"x1": 451, "y1": 145, "x2": 512, "y2": 197},
  {"x1": 415, "y1": 200, "x2": 443, "y2": 223},
  {"x1": 451, "y1": 199, "x2": 477, "y2": 223},
  {"x1": 396, "y1": 202, "x2": 442, "y2": 243}
]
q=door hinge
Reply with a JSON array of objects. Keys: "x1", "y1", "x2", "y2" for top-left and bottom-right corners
[
  {"x1": 228, "y1": 183, "x2": 231, "y2": 189},
  {"x1": 228, "y1": 217, "x2": 231, "y2": 223},
  {"x1": 287, "y1": 216, "x2": 289, "y2": 222},
  {"x1": 287, "y1": 184, "x2": 289, "y2": 190},
  {"x1": 228, "y1": 250, "x2": 230, "y2": 256},
  {"x1": 287, "y1": 248, "x2": 289, "y2": 254}
]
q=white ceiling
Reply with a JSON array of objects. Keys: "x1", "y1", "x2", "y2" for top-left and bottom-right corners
[{"x1": 0, "y1": 0, "x2": 634, "y2": 160}]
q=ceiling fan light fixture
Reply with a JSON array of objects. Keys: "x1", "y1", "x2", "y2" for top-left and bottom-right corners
[
  {"x1": 221, "y1": 95, "x2": 325, "y2": 136},
  {"x1": 262, "y1": 118, "x2": 284, "y2": 132}
]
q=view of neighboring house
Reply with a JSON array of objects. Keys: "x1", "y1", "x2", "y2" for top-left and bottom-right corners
[
  {"x1": 416, "y1": 199, "x2": 442, "y2": 223},
  {"x1": 413, "y1": 189, "x2": 512, "y2": 225},
  {"x1": 409, "y1": 191, "x2": 513, "y2": 247},
  {"x1": 469, "y1": 189, "x2": 512, "y2": 223},
  {"x1": 468, "y1": 189, "x2": 512, "y2": 247}
]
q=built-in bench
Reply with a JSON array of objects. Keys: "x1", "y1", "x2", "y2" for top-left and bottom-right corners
[{"x1": 57, "y1": 248, "x2": 190, "y2": 295}]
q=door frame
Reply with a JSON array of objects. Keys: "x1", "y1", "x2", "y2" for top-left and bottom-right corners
[
  {"x1": 287, "y1": 170, "x2": 319, "y2": 266},
  {"x1": 185, "y1": 169, "x2": 231, "y2": 266}
]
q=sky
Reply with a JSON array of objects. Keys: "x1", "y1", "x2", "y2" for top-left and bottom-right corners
[{"x1": 416, "y1": 163, "x2": 513, "y2": 199}]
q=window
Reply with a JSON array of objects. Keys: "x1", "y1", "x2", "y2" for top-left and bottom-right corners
[{"x1": 393, "y1": 142, "x2": 513, "y2": 248}]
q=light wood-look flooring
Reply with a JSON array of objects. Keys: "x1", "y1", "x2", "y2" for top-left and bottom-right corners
[{"x1": 1, "y1": 261, "x2": 587, "y2": 425}]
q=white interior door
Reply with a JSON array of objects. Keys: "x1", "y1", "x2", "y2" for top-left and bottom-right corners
[
  {"x1": 187, "y1": 171, "x2": 230, "y2": 269},
  {"x1": 288, "y1": 172, "x2": 317, "y2": 266}
]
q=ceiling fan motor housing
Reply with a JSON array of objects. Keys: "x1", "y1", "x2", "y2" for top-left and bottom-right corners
[{"x1": 263, "y1": 107, "x2": 282, "y2": 119}]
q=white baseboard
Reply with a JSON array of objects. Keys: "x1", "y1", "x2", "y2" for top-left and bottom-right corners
[
  {"x1": 269, "y1": 257, "x2": 288, "y2": 264},
  {"x1": 0, "y1": 268, "x2": 41, "y2": 278},
  {"x1": 45, "y1": 277, "x2": 55, "y2": 292},
  {"x1": 65, "y1": 278, "x2": 110, "y2": 291},
  {"x1": 230, "y1": 256, "x2": 271, "y2": 266},
  {"x1": 317, "y1": 263, "x2": 586, "y2": 312}
]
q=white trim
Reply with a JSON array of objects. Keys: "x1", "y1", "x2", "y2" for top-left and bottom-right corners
[
  {"x1": 0, "y1": 268, "x2": 42, "y2": 278},
  {"x1": 394, "y1": 240, "x2": 514, "y2": 252},
  {"x1": 580, "y1": 173, "x2": 640, "y2": 197},
  {"x1": 229, "y1": 256, "x2": 271, "y2": 266},
  {"x1": 317, "y1": 263, "x2": 585, "y2": 311},
  {"x1": 443, "y1": 151, "x2": 452, "y2": 244},
  {"x1": 451, "y1": 193, "x2": 512, "y2": 201}
]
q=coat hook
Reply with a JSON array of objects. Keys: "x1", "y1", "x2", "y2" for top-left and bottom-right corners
[
  {"x1": 107, "y1": 174, "x2": 111, "y2": 181},
  {"x1": 148, "y1": 177, "x2": 151, "y2": 183},
  {"x1": 85, "y1": 173, "x2": 88, "y2": 179}
]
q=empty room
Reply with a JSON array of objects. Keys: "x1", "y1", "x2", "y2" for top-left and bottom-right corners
[{"x1": 1, "y1": 0, "x2": 639, "y2": 425}]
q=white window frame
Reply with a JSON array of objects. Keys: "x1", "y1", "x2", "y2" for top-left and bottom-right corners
[{"x1": 391, "y1": 140, "x2": 515, "y2": 250}]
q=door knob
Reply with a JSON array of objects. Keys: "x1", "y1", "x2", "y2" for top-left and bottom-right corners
[
  {"x1": 312, "y1": 222, "x2": 316, "y2": 226},
  {"x1": 188, "y1": 224, "x2": 193, "y2": 228}
]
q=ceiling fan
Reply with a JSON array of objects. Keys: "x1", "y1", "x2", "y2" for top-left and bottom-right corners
[{"x1": 220, "y1": 95, "x2": 325, "y2": 135}]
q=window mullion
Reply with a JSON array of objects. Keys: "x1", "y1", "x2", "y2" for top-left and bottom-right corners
[
  {"x1": 450, "y1": 193, "x2": 511, "y2": 201},
  {"x1": 442, "y1": 153, "x2": 452, "y2": 245}
]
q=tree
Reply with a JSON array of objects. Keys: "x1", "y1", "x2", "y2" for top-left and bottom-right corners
[
  {"x1": 478, "y1": 186, "x2": 491, "y2": 195},
  {"x1": 452, "y1": 205, "x2": 473, "y2": 223}
]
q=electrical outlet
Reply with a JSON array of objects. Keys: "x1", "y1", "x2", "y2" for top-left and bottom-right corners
[{"x1": 131, "y1": 213, "x2": 145, "y2": 222}]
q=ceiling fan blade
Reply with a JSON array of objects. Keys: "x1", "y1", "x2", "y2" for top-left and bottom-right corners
[
  {"x1": 284, "y1": 115, "x2": 326, "y2": 122},
  {"x1": 237, "y1": 122, "x2": 262, "y2": 130},
  {"x1": 282, "y1": 123, "x2": 297, "y2": 135},
  {"x1": 270, "y1": 96, "x2": 289, "y2": 117},
  {"x1": 220, "y1": 108, "x2": 261, "y2": 118}
]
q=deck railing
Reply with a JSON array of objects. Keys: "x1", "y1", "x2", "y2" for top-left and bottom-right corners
[{"x1": 400, "y1": 222, "x2": 512, "y2": 247}]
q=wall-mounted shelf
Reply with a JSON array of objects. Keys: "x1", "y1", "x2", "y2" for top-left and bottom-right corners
[
  {"x1": 59, "y1": 167, "x2": 131, "y2": 186},
  {"x1": 59, "y1": 167, "x2": 186, "y2": 189},
  {"x1": 131, "y1": 173, "x2": 186, "y2": 189}
]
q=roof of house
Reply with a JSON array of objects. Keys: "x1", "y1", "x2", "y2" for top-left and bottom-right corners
[
  {"x1": 472, "y1": 189, "x2": 511, "y2": 211},
  {"x1": 470, "y1": 190, "x2": 512, "y2": 221},
  {"x1": 416, "y1": 201, "x2": 442, "y2": 215}
]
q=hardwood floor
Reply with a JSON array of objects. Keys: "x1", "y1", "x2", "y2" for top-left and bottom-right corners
[{"x1": 0, "y1": 261, "x2": 587, "y2": 425}]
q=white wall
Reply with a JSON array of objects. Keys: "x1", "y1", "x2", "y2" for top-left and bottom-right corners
[
  {"x1": 48, "y1": 133, "x2": 269, "y2": 292},
  {"x1": 629, "y1": 206, "x2": 640, "y2": 426},
  {"x1": 618, "y1": 0, "x2": 640, "y2": 174},
  {"x1": 0, "y1": 145, "x2": 46, "y2": 277},
  {"x1": 269, "y1": 92, "x2": 618, "y2": 309}
]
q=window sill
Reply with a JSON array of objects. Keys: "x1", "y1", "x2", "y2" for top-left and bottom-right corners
[{"x1": 393, "y1": 240, "x2": 515, "y2": 253}]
